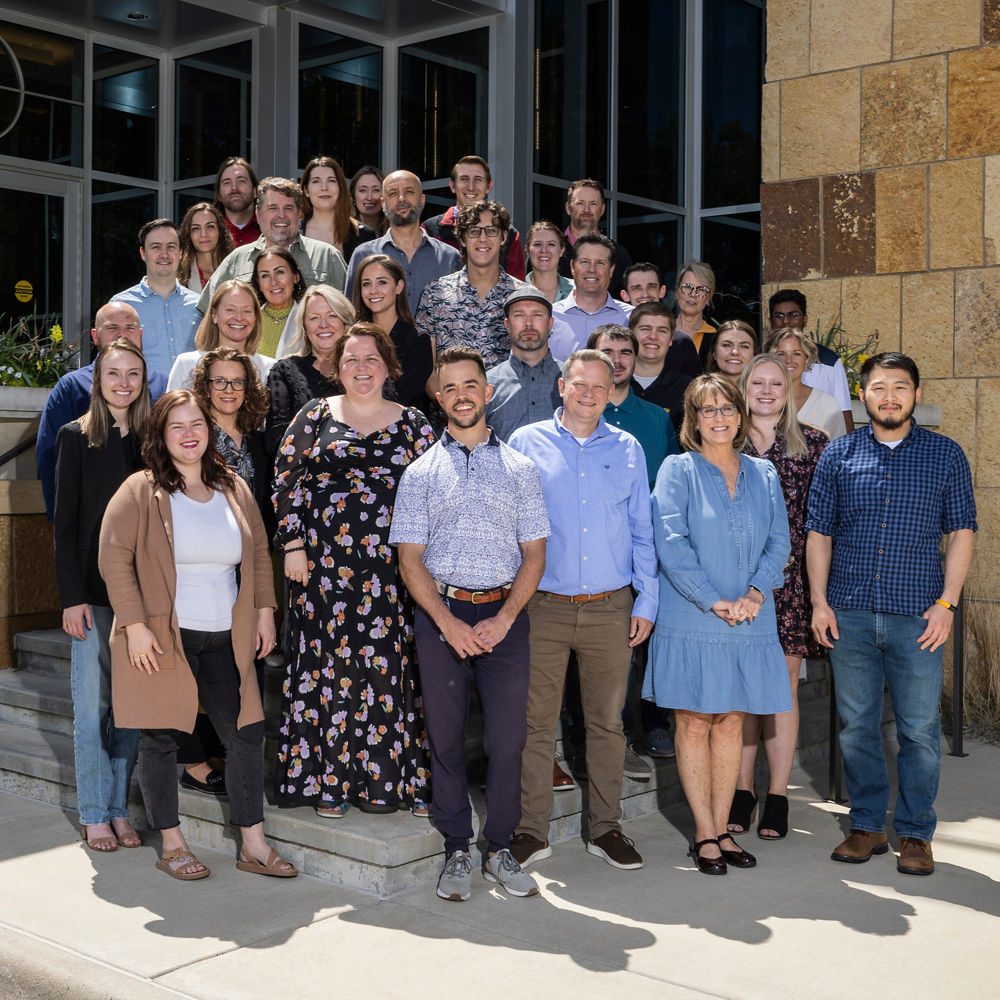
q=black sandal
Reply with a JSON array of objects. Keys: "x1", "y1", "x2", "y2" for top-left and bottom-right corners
[
  {"x1": 757, "y1": 793, "x2": 789, "y2": 840},
  {"x1": 727, "y1": 788, "x2": 757, "y2": 833},
  {"x1": 689, "y1": 838, "x2": 726, "y2": 876}
]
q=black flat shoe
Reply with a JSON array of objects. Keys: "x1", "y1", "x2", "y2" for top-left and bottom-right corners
[
  {"x1": 717, "y1": 832, "x2": 756, "y2": 868},
  {"x1": 180, "y1": 768, "x2": 226, "y2": 796},
  {"x1": 357, "y1": 800, "x2": 396, "y2": 814},
  {"x1": 757, "y1": 793, "x2": 789, "y2": 840},
  {"x1": 727, "y1": 788, "x2": 757, "y2": 833},
  {"x1": 689, "y1": 838, "x2": 727, "y2": 876}
]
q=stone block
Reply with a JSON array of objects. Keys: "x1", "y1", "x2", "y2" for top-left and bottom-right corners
[
  {"x1": 901, "y1": 272, "x2": 954, "y2": 379},
  {"x1": 760, "y1": 178, "x2": 821, "y2": 282},
  {"x1": 955, "y1": 268, "x2": 1000, "y2": 376},
  {"x1": 893, "y1": 0, "x2": 980, "y2": 58},
  {"x1": 988, "y1": 0, "x2": 1000, "y2": 44},
  {"x1": 765, "y1": 0, "x2": 810, "y2": 81},
  {"x1": 861, "y1": 58, "x2": 947, "y2": 168},
  {"x1": 948, "y1": 48, "x2": 1000, "y2": 158},
  {"x1": 12, "y1": 515, "x2": 58, "y2": 614},
  {"x1": 762, "y1": 83, "x2": 780, "y2": 183},
  {"x1": 841, "y1": 275, "x2": 900, "y2": 351},
  {"x1": 809, "y1": 0, "x2": 891, "y2": 74},
  {"x1": 919, "y1": 378, "x2": 977, "y2": 472},
  {"x1": 976, "y1": 379, "x2": 1000, "y2": 488},
  {"x1": 799, "y1": 280, "x2": 845, "y2": 339},
  {"x1": 780, "y1": 71, "x2": 861, "y2": 179},
  {"x1": 929, "y1": 159, "x2": 983, "y2": 270},
  {"x1": 875, "y1": 166, "x2": 927, "y2": 274},
  {"x1": 822, "y1": 172, "x2": 875, "y2": 277},
  {"x1": 983, "y1": 156, "x2": 1000, "y2": 265}
]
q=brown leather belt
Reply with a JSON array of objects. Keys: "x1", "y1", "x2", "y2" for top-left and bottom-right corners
[
  {"x1": 437, "y1": 582, "x2": 512, "y2": 604},
  {"x1": 544, "y1": 587, "x2": 623, "y2": 603}
]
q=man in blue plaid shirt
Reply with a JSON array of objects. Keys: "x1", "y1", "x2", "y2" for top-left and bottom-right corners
[{"x1": 806, "y1": 352, "x2": 976, "y2": 877}]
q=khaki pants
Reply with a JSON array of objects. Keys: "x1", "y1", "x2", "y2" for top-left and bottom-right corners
[{"x1": 518, "y1": 587, "x2": 632, "y2": 843}]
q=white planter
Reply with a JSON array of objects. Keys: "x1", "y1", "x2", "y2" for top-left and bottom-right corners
[{"x1": 0, "y1": 386, "x2": 51, "y2": 481}]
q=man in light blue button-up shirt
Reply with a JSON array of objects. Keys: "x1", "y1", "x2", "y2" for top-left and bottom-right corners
[
  {"x1": 507, "y1": 348, "x2": 657, "y2": 872},
  {"x1": 111, "y1": 218, "x2": 200, "y2": 376}
]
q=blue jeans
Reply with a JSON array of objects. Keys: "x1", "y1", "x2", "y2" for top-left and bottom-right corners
[
  {"x1": 70, "y1": 605, "x2": 140, "y2": 825},
  {"x1": 829, "y1": 608, "x2": 942, "y2": 840}
]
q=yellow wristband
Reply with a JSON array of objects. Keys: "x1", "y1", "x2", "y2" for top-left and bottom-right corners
[{"x1": 935, "y1": 598, "x2": 957, "y2": 612}]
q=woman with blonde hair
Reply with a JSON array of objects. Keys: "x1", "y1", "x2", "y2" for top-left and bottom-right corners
[
  {"x1": 264, "y1": 283, "x2": 355, "y2": 456},
  {"x1": 56, "y1": 338, "x2": 151, "y2": 852},
  {"x1": 726, "y1": 354, "x2": 829, "y2": 840},
  {"x1": 178, "y1": 202, "x2": 233, "y2": 292},
  {"x1": 762, "y1": 327, "x2": 846, "y2": 440},
  {"x1": 167, "y1": 279, "x2": 274, "y2": 390},
  {"x1": 673, "y1": 259, "x2": 717, "y2": 364}
]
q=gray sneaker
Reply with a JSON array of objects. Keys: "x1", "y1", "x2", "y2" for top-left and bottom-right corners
[
  {"x1": 623, "y1": 742, "x2": 652, "y2": 780},
  {"x1": 482, "y1": 848, "x2": 539, "y2": 897},
  {"x1": 436, "y1": 850, "x2": 473, "y2": 901}
]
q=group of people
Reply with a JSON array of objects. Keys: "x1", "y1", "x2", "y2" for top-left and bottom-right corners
[{"x1": 41, "y1": 151, "x2": 976, "y2": 899}]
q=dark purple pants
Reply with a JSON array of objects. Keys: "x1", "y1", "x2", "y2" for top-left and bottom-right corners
[{"x1": 414, "y1": 596, "x2": 530, "y2": 856}]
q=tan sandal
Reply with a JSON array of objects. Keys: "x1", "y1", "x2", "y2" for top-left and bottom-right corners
[
  {"x1": 155, "y1": 848, "x2": 210, "y2": 880},
  {"x1": 112, "y1": 819, "x2": 142, "y2": 848},
  {"x1": 80, "y1": 826, "x2": 117, "y2": 852},
  {"x1": 236, "y1": 847, "x2": 298, "y2": 878}
]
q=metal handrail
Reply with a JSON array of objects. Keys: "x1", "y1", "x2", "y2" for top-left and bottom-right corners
[{"x1": 0, "y1": 433, "x2": 37, "y2": 470}]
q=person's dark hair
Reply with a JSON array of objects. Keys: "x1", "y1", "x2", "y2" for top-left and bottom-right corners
[
  {"x1": 679, "y1": 373, "x2": 749, "y2": 453},
  {"x1": 213, "y1": 157, "x2": 259, "y2": 209},
  {"x1": 79, "y1": 338, "x2": 151, "y2": 448},
  {"x1": 299, "y1": 156, "x2": 356, "y2": 246},
  {"x1": 255, "y1": 177, "x2": 303, "y2": 215},
  {"x1": 436, "y1": 345, "x2": 486, "y2": 380},
  {"x1": 454, "y1": 200, "x2": 512, "y2": 259},
  {"x1": 177, "y1": 202, "x2": 233, "y2": 286},
  {"x1": 191, "y1": 347, "x2": 270, "y2": 436},
  {"x1": 330, "y1": 321, "x2": 403, "y2": 385},
  {"x1": 251, "y1": 248, "x2": 306, "y2": 305},
  {"x1": 450, "y1": 155, "x2": 492, "y2": 185},
  {"x1": 571, "y1": 232, "x2": 616, "y2": 263},
  {"x1": 859, "y1": 352, "x2": 920, "y2": 390},
  {"x1": 622, "y1": 262, "x2": 662, "y2": 287},
  {"x1": 349, "y1": 165, "x2": 387, "y2": 234},
  {"x1": 566, "y1": 178, "x2": 606, "y2": 203},
  {"x1": 768, "y1": 288, "x2": 807, "y2": 318},
  {"x1": 143, "y1": 390, "x2": 235, "y2": 494},
  {"x1": 351, "y1": 254, "x2": 415, "y2": 326},
  {"x1": 138, "y1": 218, "x2": 177, "y2": 249},
  {"x1": 628, "y1": 301, "x2": 676, "y2": 331},
  {"x1": 587, "y1": 323, "x2": 638, "y2": 354}
]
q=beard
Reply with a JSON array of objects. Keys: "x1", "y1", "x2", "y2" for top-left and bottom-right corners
[
  {"x1": 865, "y1": 398, "x2": 915, "y2": 431},
  {"x1": 387, "y1": 204, "x2": 420, "y2": 227},
  {"x1": 446, "y1": 401, "x2": 485, "y2": 429}
]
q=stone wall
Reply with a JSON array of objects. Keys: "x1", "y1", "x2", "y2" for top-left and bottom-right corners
[{"x1": 762, "y1": 0, "x2": 1000, "y2": 591}]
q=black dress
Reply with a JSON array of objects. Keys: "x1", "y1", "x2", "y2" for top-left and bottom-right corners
[{"x1": 265, "y1": 354, "x2": 334, "y2": 458}]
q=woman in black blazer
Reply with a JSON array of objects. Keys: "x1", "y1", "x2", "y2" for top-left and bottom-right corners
[{"x1": 54, "y1": 338, "x2": 151, "y2": 852}]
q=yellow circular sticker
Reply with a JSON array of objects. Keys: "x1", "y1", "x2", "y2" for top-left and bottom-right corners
[{"x1": 14, "y1": 280, "x2": 33, "y2": 303}]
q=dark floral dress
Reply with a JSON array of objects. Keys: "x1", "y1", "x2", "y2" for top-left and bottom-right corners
[
  {"x1": 273, "y1": 398, "x2": 435, "y2": 808},
  {"x1": 746, "y1": 425, "x2": 829, "y2": 658}
]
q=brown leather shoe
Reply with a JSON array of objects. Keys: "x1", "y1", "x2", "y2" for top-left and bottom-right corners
[
  {"x1": 552, "y1": 757, "x2": 576, "y2": 791},
  {"x1": 897, "y1": 837, "x2": 934, "y2": 875},
  {"x1": 831, "y1": 829, "x2": 889, "y2": 863}
]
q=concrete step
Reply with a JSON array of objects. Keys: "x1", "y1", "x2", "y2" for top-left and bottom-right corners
[
  {"x1": 13, "y1": 629, "x2": 70, "y2": 677},
  {"x1": 0, "y1": 667, "x2": 75, "y2": 736}
]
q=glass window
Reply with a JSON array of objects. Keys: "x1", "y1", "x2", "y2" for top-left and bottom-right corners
[
  {"x1": 298, "y1": 25, "x2": 380, "y2": 173},
  {"x1": 399, "y1": 28, "x2": 488, "y2": 181},
  {"x1": 0, "y1": 22, "x2": 83, "y2": 166},
  {"x1": 617, "y1": 200, "x2": 683, "y2": 292},
  {"x1": 90, "y1": 181, "x2": 157, "y2": 314},
  {"x1": 0, "y1": 185, "x2": 63, "y2": 321},
  {"x1": 534, "y1": 0, "x2": 609, "y2": 183},
  {"x1": 174, "y1": 185, "x2": 213, "y2": 224},
  {"x1": 700, "y1": 212, "x2": 761, "y2": 327},
  {"x1": 93, "y1": 46, "x2": 158, "y2": 180},
  {"x1": 531, "y1": 181, "x2": 568, "y2": 236},
  {"x1": 617, "y1": 0, "x2": 684, "y2": 205},
  {"x1": 176, "y1": 41, "x2": 251, "y2": 182},
  {"x1": 701, "y1": 0, "x2": 762, "y2": 210}
]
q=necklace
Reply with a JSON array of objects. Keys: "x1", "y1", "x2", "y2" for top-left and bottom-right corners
[{"x1": 262, "y1": 302, "x2": 292, "y2": 321}]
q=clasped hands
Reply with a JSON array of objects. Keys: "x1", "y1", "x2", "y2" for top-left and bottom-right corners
[{"x1": 711, "y1": 590, "x2": 764, "y2": 626}]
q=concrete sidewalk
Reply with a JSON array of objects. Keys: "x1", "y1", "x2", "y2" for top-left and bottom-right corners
[{"x1": 2, "y1": 740, "x2": 998, "y2": 1000}]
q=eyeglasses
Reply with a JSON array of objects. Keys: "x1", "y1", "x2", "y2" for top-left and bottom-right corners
[
  {"x1": 679, "y1": 282, "x2": 712, "y2": 298},
  {"x1": 696, "y1": 404, "x2": 739, "y2": 418},
  {"x1": 771, "y1": 309, "x2": 803, "y2": 322},
  {"x1": 209, "y1": 377, "x2": 247, "y2": 391},
  {"x1": 466, "y1": 224, "x2": 500, "y2": 238}
]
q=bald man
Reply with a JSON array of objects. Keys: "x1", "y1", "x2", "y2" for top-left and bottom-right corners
[
  {"x1": 36, "y1": 303, "x2": 168, "y2": 520},
  {"x1": 345, "y1": 169, "x2": 461, "y2": 315}
]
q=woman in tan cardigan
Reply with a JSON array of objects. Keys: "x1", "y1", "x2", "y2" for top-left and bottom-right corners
[{"x1": 99, "y1": 390, "x2": 296, "y2": 881}]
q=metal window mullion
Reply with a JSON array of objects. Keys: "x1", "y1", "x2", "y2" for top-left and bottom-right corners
[
  {"x1": 687, "y1": 0, "x2": 703, "y2": 260},
  {"x1": 607, "y1": 0, "x2": 619, "y2": 235},
  {"x1": 159, "y1": 47, "x2": 172, "y2": 213},
  {"x1": 81, "y1": 33, "x2": 92, "y2": 335},
  {"x1": 382, "y1": 38, "x2": 398, "y2": 177}
]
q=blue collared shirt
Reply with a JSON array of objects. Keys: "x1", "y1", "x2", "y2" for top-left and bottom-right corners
[
  {"x1": 549, "y1": 291, "x2": 633, "y2": 361},
  {"x1": 346, "y1": 228, "x2": 462, "y2": 316},
  {"x1": 806, "y1": 422, "x2": 977, "y2": 616},
  {"x1": 389, "y1": 429, "x2": 550, "y2": 590},
  {"x1": 603, "y1": 388, "x2": 680, "y2": 490},
  {"x1": 486, "y1": 351, "x2": 563, "y2": 442},
  {"x1": 508, "y1": 411, "x2": 658, "y2": 620},
  {"x1": 111, "y1": 278, "x2": 200, "y2": 375}
]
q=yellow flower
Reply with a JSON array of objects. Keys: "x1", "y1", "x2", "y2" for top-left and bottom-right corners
[{"x1": 50, "y1": 324, "x2": 63, "y2": 344}]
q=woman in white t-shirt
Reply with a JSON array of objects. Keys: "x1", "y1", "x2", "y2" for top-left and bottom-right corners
[{"x1": 100, "y1": 390, "x2": 296, "y2": 882}]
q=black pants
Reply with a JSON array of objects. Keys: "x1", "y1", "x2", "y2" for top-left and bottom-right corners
[{"x1": 139, "y1": 629, "x2": 264, "y2": 830}]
